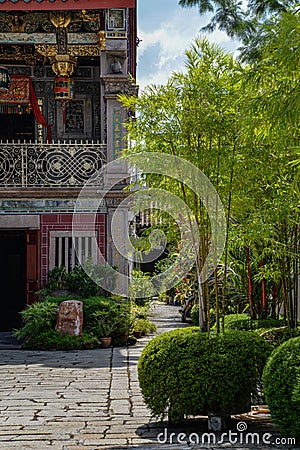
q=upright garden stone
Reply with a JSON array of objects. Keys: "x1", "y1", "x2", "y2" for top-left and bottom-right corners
[{"x1": 56, "y1": 300, "x2": 83, "y2": 336}]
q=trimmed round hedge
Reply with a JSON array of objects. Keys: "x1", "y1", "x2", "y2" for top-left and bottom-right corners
[
  {"x1": 293, "y1": 372, "x2": 300, "y2": 403},
  {"x1": 259, "y1": 326, "x2": 300, "y2": 348},
  {"x1": 262, "y1": 336, "x2": 300, "y2": 438},
  {"x1": 138, "y1": 328, "x2": 271, "y2": 422},
  {"x1": 211, "y1": 313, "x2": 284, "y2": 331}
]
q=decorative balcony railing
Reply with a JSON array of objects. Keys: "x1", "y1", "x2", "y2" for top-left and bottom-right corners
[{"x1": 0, "y1": 141, "x2": 106, "y2": 187}]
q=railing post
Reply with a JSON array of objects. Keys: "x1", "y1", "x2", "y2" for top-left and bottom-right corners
[{"x1": 21, "y1": 145, "x2": 25, "y2": 188}]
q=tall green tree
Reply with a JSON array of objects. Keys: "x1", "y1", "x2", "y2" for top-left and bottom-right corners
[
  {"x1": 178, "y1": 0, "x2": 299, "y2": 61},
  {"x1": 232, "y1": 8, "x2": 300, "y2": 325},
  {"x1": 121, "y1": 38, "x2": 240, "y2": 331},
  {"x1": 121, "y1": 14, "x2": 300, "y2": 328}
]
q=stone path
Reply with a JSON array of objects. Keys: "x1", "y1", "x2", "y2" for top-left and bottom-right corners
[
  {"x1": 0, "y1": 332, "x2": 22, "y2": 350},
  {"x1": 0, "y1": 303, "x2": 299, "y2": 450}
]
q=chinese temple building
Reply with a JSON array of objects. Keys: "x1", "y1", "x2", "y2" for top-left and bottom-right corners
[{"x1": 0, "y1": 0, "x2": 137, "y2": 330}]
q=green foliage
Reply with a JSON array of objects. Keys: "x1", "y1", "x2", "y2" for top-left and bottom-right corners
[
  {"x1": 213, "y1": 313, "x2": 249, "y2": 330},
  {"x1": 66, "y1": 264, "x2": 99, "y2": 298},
  {"x1": 138, "y1": 328, "x2": 271, "y2": 422},
  {"x1": 69, "y1": 260, "x2": 116, "y2": 298},
  {"x1": 191, "y1": 304, "x2": 216, "y2": 328},
  {"x1": 89, "y1": 309, "x2": 122, "y2": 337},
  {"x1": 82, "y1": 297, "x2": 131, "y2": 338},
  {"x1": 263, "y1": 337, "x2": 300, "y2": 437},
  {"x1": 132, "y1": 318, "x2": 157, "y2": 334},
  {"x1": 37, "y1": 266, "x2": 70, "y2": 297},
  {"x1": 259, "y1": 326, "x2": 300, "y2": 348},
  {"x1": 39, "y1": 262, "x2": 117, "y2": 299},
  {"x1": 22, "y1": 330, "x2": 101, "y2": 351},
  {"x1": 122, "y1": 31, "x2": 300, "y2": 329},
  {"x1": 212, "y1": 313, "x2": 284, "y2": 331},
  {"x1": 129, "y1": 269, "x2": 156, "y2": 303},
  {"x1": 130, "y1": 302, "x2": 152, "y2": 320},
  {"x1": 13, "y1": 301, "x2": 58, "y2": 340},
  {"x1": 191, "y1": 303, "x2": 199, "y2": 326},
  {"x1": 14, "y1": 295, "x2": 134, "y2": 349},
  {"x1": 293, "y1": 372, "x2": 300, "y2": 404},
  {"x1": 178, "y1": 0, "x2": 298, "y2": 62}
]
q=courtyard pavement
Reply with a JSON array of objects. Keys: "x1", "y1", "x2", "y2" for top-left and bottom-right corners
[{"x1": 0, "y1": 303, "x2": 299, "y2": 450}]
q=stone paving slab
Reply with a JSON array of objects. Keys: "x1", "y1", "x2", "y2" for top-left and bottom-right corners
[{"x1": 0, "y1": 303, "x2": 299, "y2": 449}]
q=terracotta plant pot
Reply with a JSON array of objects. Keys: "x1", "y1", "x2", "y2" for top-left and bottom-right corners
[
  {"x1": 133, "y1": 331, "x2": 143, "y2": 338},
  {"x1": 119, "y1": 334, "x2": 129, "y2": 345},
  {"x1": 99, "y1": 337, "x2": 112, "y2": 348}
]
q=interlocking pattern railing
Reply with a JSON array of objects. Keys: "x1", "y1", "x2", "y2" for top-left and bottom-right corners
[{"x1": 0, "y1": 141, "x2": 106, "y2": 187}]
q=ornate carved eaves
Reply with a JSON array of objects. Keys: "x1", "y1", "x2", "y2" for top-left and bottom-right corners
[
  {"x1": 0, "y1": 44, "x2": 38, "y2": 64},
  {"x1": 0, "y1": 33, "x2": 99, "y2": 45},
  {"x1": 36, "y1": 44, "x2": 100, "y2": 59}
]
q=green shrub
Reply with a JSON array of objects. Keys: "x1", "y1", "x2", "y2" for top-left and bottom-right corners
[
  {"x1": 191, "y1": 303, "x2": 199, "y2": 325},
  {"x1": 259, "y1": 326, "x2": 300, "y2": 348},
  {"x1": 13, "y1": 301, "x2": 58, "y2": 340},
  {"x1": 262, "y1": 337, "x2": 300, "y2": 438},
  {"x1": 129, "y1": 269, "x2": 155, "y2": 304},
  {"x1": 293, "y1": 372, "x2": 300, "y2": 404},
  {"x1": 133, "y1": 318, "x2": 157, "y2": 334},
  {"x1": 250, "y1": 318, "x2": 285, "y2": 329},
  {"x1": 22, "y1": 330, "x2": 101, "y2": 350},
  {"x1": 66, "y1": 264, "x2": 99, "y2": 298},
  {"x1": 130, "y1": 303, "x2": 152, "y2": 320},
  {"x1": 212, "y1": 313, "x2": 284, "y2": 331},
  {"x1": 14, "y1": 295, "x2": 133, "y2": 349},
  {"x1": 38, "y1": 266, "x2": 69, "y2": 297},
  {"x1": 80, "y1": 296, "x2": 109, "y2": 322},
  {"x1": 138, "y1": 328, "x2": 271, "y2": 422},
  {"x1": 84, "y1": 297, "x2": 130, "y2": 338},
  {"x1": 38, "y1": 262, "x2": 117, "y2": 299}
]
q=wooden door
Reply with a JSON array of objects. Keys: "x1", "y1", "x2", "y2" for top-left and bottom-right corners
[
  {"x1": 0, "y1": 231, "x2": 26, "y2": 330},
  {"x1": 26, "y1": 229, "x2": 40, "y2": 305}
]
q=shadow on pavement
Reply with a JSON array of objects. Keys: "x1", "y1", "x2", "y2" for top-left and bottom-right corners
[
  {"x1": 131, "y1": 417, "x2": 300, "y2": 449},
  {"x1": 0, "y1": 345, "x2": 136, "y2": 369},
  {"x1": 0, "y1": 303, "x2": 189, "y2": 368}
]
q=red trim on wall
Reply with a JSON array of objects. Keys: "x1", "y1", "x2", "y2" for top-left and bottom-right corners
[{"x1": 0, "y1": 0, "x2": 134, "y2": 11}]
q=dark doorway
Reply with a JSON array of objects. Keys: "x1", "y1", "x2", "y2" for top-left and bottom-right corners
[
  {"x1": 0, "y1": 231, "x2": 26, "y2": 330},
  {"x1": 0, "y1": 112, "x2": 35, "y2": 142}
]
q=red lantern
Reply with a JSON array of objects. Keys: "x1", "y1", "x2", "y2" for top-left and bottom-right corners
[
  {"x1": 54, "y1": 76, "x2": 75, "y2": 101},
  {"x1": 54, "y1": 76, "x2": 75, "y2": 123}
]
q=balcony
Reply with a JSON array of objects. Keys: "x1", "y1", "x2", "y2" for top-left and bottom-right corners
[{"x1": 0, "y1": 141, "x2": 106, "y2": 189}]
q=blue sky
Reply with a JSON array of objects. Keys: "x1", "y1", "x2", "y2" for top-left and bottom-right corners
[{"x1": 137, "y1": 0, "x2": 240, "y2": 91}]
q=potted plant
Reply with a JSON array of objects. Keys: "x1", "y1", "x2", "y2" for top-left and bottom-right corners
[
  {"x1": 91, "y1": 302, "x2": 132, "y2": 348},
  {"x1": 132, "y1": 318, "x2": 157, "y2": 338},
  {"x1": 111, "y1": 307, "x2": 133, "y2": 346},
  {"x1": 91, "y1": 310, "x2": 121, "y2": 348},
  {"x1": 159, "y1": 292, "x2": 170, "y2": 304}
]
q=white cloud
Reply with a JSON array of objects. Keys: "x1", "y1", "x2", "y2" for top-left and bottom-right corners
[{"x1": 137, "y1": 7, "x2": 239, "y2": 92}]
